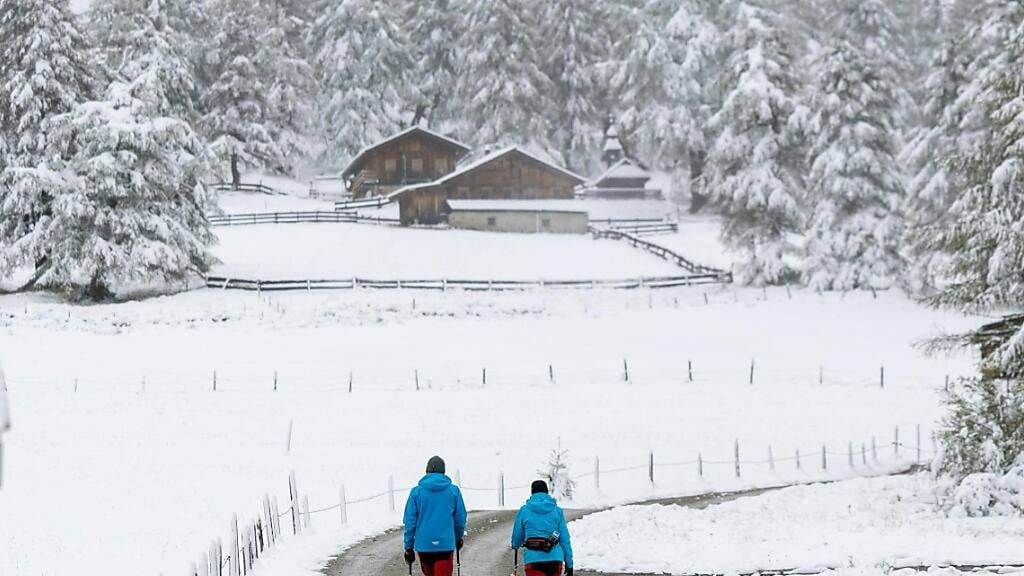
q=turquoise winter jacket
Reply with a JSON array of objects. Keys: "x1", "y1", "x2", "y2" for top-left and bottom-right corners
[
  {"x1": 403, "y1": 473, "x2": 468, "y2": 552},
  {"x1": 511, "y1": 493, "x2": 573, "y2": 568}
]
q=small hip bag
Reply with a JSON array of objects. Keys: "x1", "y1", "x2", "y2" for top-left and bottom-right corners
[{"x1": 524, "y1": 534, "x2": 559, "y2": 553}]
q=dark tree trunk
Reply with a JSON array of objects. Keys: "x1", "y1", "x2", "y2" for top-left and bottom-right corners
[
  {"x1": 230, "y1": 153, "x2": 241, "y2": 189},
  {"x1": 688, "y1": 149, "x2": 709, "y2": 214},
  {"x1": 412, "y1": 103, "x2": 429, "y2": 127}
]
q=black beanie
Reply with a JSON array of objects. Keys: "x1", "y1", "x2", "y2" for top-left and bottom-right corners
[
  {"x1": 531, "y1": 480, "x2": 549, "y2": 495},
  {"x1": 426, "y1": 455, "x2": 446, "y2": 474}
]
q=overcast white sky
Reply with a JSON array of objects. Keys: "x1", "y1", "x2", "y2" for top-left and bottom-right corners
[{"x1": 71, "y1": 0, "x2": 90, "y2": 13}]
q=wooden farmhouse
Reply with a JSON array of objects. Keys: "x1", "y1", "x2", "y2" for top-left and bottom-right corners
[
  {"x1": 342, "y1": 127, "x2": 471, "y2": 199},
  {"x1": 390, "y1": 147, "x2": 586, "y2": 226}
]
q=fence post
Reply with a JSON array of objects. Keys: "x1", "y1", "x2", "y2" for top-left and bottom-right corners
[
  {"x1": 303, "y1": 495, "x2": 311, "y2": 528},
  {"x1": 880, "y1": 366, "x2": 885, "y2": 389},
  {"x1": 848, "y1": 442, "x2": 854, "y2": 468},
  {"x1": 916, "y1": 424, "x2": 922, "y2": 464},
  {"x1": 861, "y1": 443, "x2": 867, "y2": 466},
  {"x1": 286, "y1": 419, "x2": 293, "y2": 453},
  {"x1": 872, "y1": 436, "x2": 877, "y2": 461},
  {"x1": 595, "y1": 456, "x2": 600, "y2": 489},
  {"x1": 348, "y1": 372, "x2": 353, "y2": 393},
  {"x1": 749, "y1": 360, "x2": 755, "y2": 385},
  {"x1": 688, "y1": 361, "x2": 693, "y2": 382},
  {"x1": 549, "y1": 365, "x2": 554, "y2": 384},
  {"x1": 648, "y1": 451, "x2": 655, "y2": 484},
  {"x1": 271, "y1": 496, "x2": 281, "y2": 541},
  {"x1": 819, "y1": 366, "x2": 824, "y2": 386},
  {"x1": 415, "y1": 370, "x2": 420, "y2": 391},
  {"x1": 623, "y1": 359, "x2": 630, "y2": 382},
  {"x1": 698, "y1": 453, "x2": 703, "y2": 479},
  {"x1": 482, "y1": 368, "x2": 487, "y2": 386},
  {"x1": 894, "y1": 426, "x2": 900, "y2": 456},
  {"x1": 734, "y1": 440, "x2": 741, "y2": 478},
  {"x1": 795, "y1": 448, "x2": 801, "y2": 470},
  {"x1": 274, "y1": 371, "x2": 278, "y2": 391},
  {"x1": 768, "y1": 445, "x2": 775, "y2": 472},
  {"x1": 289, "y1": 471, "x2": 301, "y2": 535},
  {"x1": 388, "y1": 475, "x2": 396, "y2": 512},
  {"x1": 499, "y1": 472, "x2": 505, "y2": 507},
  {"x1": 230, "y1": 515, "x2": 240, "y2": 576},
  {"x1": 213, "y1": 370, "x2": 217, "y2": 392},
  {"x1": 821, "y1": 445, "x2": 827, "y2": 471}
]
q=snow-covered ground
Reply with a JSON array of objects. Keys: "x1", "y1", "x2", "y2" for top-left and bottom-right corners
[
  {"x1": 211, "y1": 223, "x2": 685, "y2": 280},
  {"x1": 572, "y1": 474, "x2": 1024, "y2": 574},
  {"x1": 0, "y1": 283, "x2": 981, "y2": 576}
]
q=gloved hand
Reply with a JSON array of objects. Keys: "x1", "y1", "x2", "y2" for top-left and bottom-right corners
[
  {"x1": 456, "y1": 539, "x2": 464, "y2": 551},
  {"x1": 404, "y1": 549, "x2": 416, "y2": 564},
  {"x1": 565, "y1": 567, "x2": 573, "y2": 576}
]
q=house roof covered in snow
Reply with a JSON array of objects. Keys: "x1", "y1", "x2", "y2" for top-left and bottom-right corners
[
  {"x1": 592, "y1": 158, "x2": 652, "y2": 186},
  {"x1": 341, "y1": 126, "x2": 471, "y2": 180},
  {"x1": 389, "y1": 146, "x2": 587, "y2": 199},
  {"x1": 446, "y1": 200, "x2": 588, "y2": 214}
]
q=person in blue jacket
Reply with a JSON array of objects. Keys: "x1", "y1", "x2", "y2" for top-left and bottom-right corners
[
  {"x1": 511, "y1": 480, "x2": 574, "y2": 576},
  {"x1": 403, "y1": 456, "x2": 468, "y2": 576}
]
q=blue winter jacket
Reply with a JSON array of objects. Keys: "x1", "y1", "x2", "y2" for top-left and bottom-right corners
[
  {"x1": 403, "y1": 473, "x2": 468, "y2": 552},
  {"x1": 511, "y1": 493, "x2": 573, "y2": 568}
]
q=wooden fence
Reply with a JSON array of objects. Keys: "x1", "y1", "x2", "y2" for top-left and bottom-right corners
[
  {"x1": 205, "y1": 274, "x2": 729, "y2": 292},
  {"x1": 592, "y1": 228, "x2": 730, "y2": 279},
  {"x1": 207, "y1": 211, "x2": 401, "y2": 227},
  {"x1": 600, "y1": 222, "x2": 678, "y2": 235},
  {"x1": 209, "y1": 182, "x2": 282, "y2": 196},
  {"x1": 334, "y1": 195, "x2": 393, "y2": 211}
]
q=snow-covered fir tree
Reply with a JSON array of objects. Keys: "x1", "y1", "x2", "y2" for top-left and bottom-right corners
[
  {"x1": 0, "y1": 0, "x2": 98, "y2": 286},
  {"x1": 0, "y1": 0, "x2": 97, "y2": 166},
  {"x1": 89, "y1": 0, "x2": 199, "y2": 122},
  {"x1": 2, "y1": 80, "x2": 214, "y2": 300},
  {"x1": 404, "y1": 0, "x2": 460, "y2": 130},
  {"x1": 539, "y1": 0, "x2": 612, "y2": 172},
  {"x1": 200, "y1": 0, "x2": 298, "y2": 185},
  {"x1": 927, "y1": 2, "x2": 1024, "y2": 375},
  {"x1": 803, "y1": 0, "x2": 906, "y2": 291},
  {"x1": 309, "y1": 0, "x2": 411, "y2": 164},
  {"x1": 455, "y1": 0, "x2": 552, "y2": 148},
  {"x1": 614, "y1": 0, "x2": 722, "y2": 210},
  {"x1": 706, "y1": 1, "x2": 806, "y2": 286}
]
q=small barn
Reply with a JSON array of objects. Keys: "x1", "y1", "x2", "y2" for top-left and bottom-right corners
[
  {"x1": 391, "y1": 146, "x2": 586, "y2": 226},
  {"x1": 446, "y1": 200, "x2": 589, "y2": 234},
  {"x1": 341, "y1": 126, "x2": 471, "y2": 199}
]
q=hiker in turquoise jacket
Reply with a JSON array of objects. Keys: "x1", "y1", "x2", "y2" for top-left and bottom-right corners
[
  {"x1": 511, "y1": 480, "x2": 573, "y2": 576},
  {"x1": 403, "y1": 456, "x2": 468, "y2": 576}
]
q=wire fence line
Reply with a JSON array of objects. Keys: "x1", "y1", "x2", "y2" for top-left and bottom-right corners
[
  {"x1": 188, "y1": 422, "x2": 939, "y2": 576},
  {"x1": 3, "y1": 359, "x2": 959, "y2": 395}
]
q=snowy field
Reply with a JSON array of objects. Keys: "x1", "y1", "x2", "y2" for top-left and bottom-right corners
[
  {"x1": 211, "y1": 223, "x2": 686, "y2": 280},
  {"x1": 0, "y1": 284, "x2": 982, "y2": 576},
  {"x1": 572, "y1": 474, "x2": 1024, "y2": 574}
]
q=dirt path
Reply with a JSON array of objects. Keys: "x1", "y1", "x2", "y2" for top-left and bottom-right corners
[{"x1": 321, "y1": 488, "x2": 775, "y2": 576}]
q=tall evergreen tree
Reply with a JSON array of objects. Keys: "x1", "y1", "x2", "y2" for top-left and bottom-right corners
[
  {"x1": 803, "y1": 0, "x2": 906, "y2": 291},
  {"x1": 455, "y1": 0, "x2": 552, "y2": 147},
  {"x1": 706, "y1": 1, "x2": 806, "y2": 286},
  {"x1": 3, "y1": 80, "x2": 213, "y2": 300},
  {"x1": 309, "y1": 0, "x2": 410, "y2": 164},
  {"x1": 0, "y1": 0, "x2": 97, "y2": 286},
  {"x1": 405, "y1": 0, "x2": 460, "y2": 130},
  {"x1": 927, "y1": 2, "x2": 1024, "y2": 375},
  {"x1": 539, "y1": 0, "x2": 612, "y2": 172}
]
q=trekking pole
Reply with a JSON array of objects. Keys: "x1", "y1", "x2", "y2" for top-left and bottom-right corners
[
  {"x1": 511, "y1": 547, "x2": 518, "y2": 576},
  {"x1": 456, "y1": 548, "x2": 462, "y2": 576}
]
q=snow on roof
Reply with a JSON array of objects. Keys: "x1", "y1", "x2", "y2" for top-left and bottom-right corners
[
  {"x1": 603, "y1": 138, "x2": 623, "y2": 153},
  {"x1": 446, "y1": 200, "x2": 588, "y2": 214},
  {"x1": 389, "y1": 146, "x2": 586, "y2": 199},
  {"x1": 341, "y1": 126, "x2": 471, "y2": 179},
  {"x1": 592, "y1": 158, "x2": 652, "y2": 185}
]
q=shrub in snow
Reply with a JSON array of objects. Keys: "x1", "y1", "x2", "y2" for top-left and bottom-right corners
[
  {"x1": 938, "y1": 376, "x2": 1024, "y2": 482},
  {"x1": 948, "y1": 466, "x2": 1024, "y2": 517},
  {"x1": 539, "y1": 441, "x2": 575, "y2": 501}
]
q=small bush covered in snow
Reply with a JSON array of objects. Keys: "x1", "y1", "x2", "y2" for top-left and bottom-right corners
[
  {"x1": 948, "y1": 466, "x2": 1024, "y2": 517},
  {"x1": 938, "y1": 376, "x2": 1024, "y2": 481}
]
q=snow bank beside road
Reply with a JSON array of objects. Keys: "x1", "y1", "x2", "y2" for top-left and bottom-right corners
[{"x1": 572, "y1": 474, "x2": 1024, "y2": 575}]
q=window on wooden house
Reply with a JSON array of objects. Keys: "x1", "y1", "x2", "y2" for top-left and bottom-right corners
[
  {"x1": 385, "y1": 158, "x2": 398, "y2": 173},
  {"x1": 552, "y1": 187, "x2": 562, "y2": 197},
  {"x1": 411, "y1": 158, "x2": 424, "y2": 174},
  {"x1": 480, "y1": 187, "x2": 493, "y2": 198},
  {"x1": 457, "y1": 186, "x2": 469, "y2": 199},
  {"x1": 542, "y1": 218, "x2": 552, "y2": 228},
  {"x1": 487, "y1": 217, "x2": 497, "y2": 227},
  {"x1": 435, "y1": 158, "x2": 448, "y2": 175}
]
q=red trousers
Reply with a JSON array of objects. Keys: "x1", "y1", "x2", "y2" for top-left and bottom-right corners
[
  {"x1": 525, "y1": 562, "x2": 564, "y2": 576},
  {"x1": 418, "y1": 552, "x2": 454, "y2": 576}
]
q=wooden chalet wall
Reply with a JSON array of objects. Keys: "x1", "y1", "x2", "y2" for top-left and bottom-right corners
[{"x1": 349, "y1": 131, "x2": 467, "y2": 198}]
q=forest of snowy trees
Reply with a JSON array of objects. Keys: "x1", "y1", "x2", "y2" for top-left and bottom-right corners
[{"x1": 0, "y1": 0, "x2": 1023, "y2": 325}]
